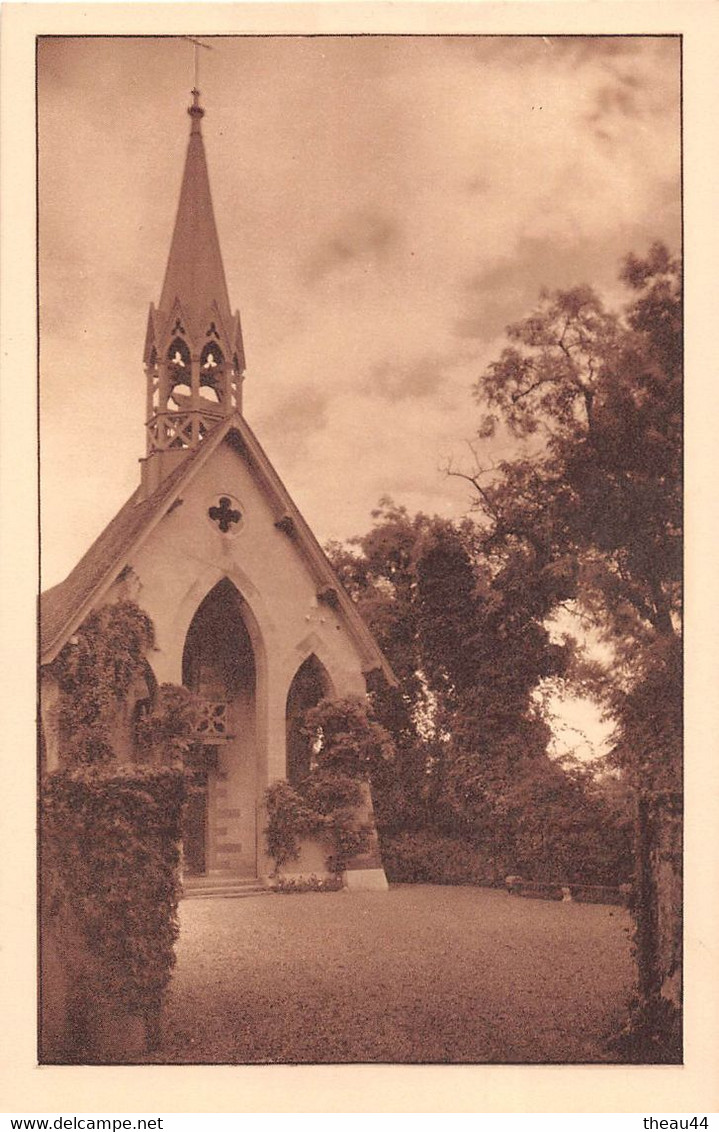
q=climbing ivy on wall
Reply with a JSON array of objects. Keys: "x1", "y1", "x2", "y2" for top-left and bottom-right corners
[
  {"x1": 49, "y1": 601, "x2": 156, "y2": 766},
  {"x1": 264, "y1": 696, "x2": 394, "y2": 875},
  {"x1": 41, "y1": 600, "x2": 196, "y2": 1057},
  {"x1": 42, "y1": 765, "x2": 185, "y2": 1023}
]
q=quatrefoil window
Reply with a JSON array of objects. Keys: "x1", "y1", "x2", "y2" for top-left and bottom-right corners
[{"x1": 209, "y1": 496, "x2": 242, "y2": 533}]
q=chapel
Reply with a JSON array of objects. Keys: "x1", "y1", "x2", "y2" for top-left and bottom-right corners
[{"x1": 39, "y1": 89, "x2": 394, "y2": 890}]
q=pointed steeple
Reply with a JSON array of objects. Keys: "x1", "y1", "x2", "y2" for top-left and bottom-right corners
[
  {"x1": 142, "y1": 90, "x2": 245, "y2": 496},
  {"x1": 158, "y1": 89, "x2": 234, "y2": 338}
]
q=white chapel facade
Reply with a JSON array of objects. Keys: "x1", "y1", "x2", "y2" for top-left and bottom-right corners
[{"x1": 40, "y1": 91, "x2": 394, "y2": 886}]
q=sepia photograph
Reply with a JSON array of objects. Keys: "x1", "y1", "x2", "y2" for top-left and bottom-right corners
[{"x1": 35, "y1": 28, "x2": 683, "y2": 1071}]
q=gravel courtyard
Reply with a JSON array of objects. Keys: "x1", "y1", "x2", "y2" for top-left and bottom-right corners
[{"x1": 152, "y1": 885, "x2": 634, "y2": 1064}]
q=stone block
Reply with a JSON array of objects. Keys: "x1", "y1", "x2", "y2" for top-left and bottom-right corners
[{"x1": 343, "y1": 867, "x2": 389, "y2": 891}]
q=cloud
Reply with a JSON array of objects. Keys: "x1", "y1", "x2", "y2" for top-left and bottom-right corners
[
  {"x1": 260, "y1": 384, "x2": 329, "y2": 438},
  {"x1": 362, "y1": 356, "x2": 447, "y2": 403},
  {"x1": 455, "y1": 234, "x2": 633, "y2": 341},
  {"x1": 38, "y1": 35, "x2": 681, "y2": 587},
  {"x1": 301, "y1": 210, "x2": 401, "y2": 283}
]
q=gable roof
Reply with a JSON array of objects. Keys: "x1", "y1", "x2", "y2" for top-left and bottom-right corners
[{"x1": 40, "y1": 414, "x2": 397, "y2": 686}]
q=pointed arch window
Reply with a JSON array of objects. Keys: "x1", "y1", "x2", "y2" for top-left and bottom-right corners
[{"x1": 285, "y1": 655, "x2": 332, "y2": 785}]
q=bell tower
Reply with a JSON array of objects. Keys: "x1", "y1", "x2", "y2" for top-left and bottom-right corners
[{"x1": 141, "y1": 89, "x2": 246, "y2": 496}]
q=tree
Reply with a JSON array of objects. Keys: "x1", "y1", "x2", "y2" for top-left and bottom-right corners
[
  {"x1": 328, "y1": 502, "x2": 629, "y2": 886},
  {"x1": 461, "y1": 243, "x2": 682, "y2": 1057},
  {"x1": 467, "y1": 243, "x2": 680, "y2": 647}
]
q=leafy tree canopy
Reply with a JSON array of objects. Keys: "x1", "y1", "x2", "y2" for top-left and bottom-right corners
[
  {"x1": 327, "y1": 244, "x2": 680, "y2": 886},
  {"x1": 462, "y1": 243, "x2": 681, "y2": 797},
  {"x1": 467, "y1": 242, "x2": 681, "y2": 651}
]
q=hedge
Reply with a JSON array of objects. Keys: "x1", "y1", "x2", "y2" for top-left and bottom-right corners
[
  {"x1": 380, "y1": 829, "x2": 503, "y2": 887},
  {"x1": 42, "y1": 764, "x2": 185, "y2": 1030}
]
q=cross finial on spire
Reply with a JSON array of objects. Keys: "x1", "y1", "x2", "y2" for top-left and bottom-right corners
[
  {"x1": 188, "y1": 86, "x2": 205, "y2": 132},
  {"x1": 184, "y1": 37, "x2": 212, "y2": 131}
]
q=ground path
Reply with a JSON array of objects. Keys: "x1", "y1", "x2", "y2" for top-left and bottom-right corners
[{"x1": 152, "y1": 885, "x2": 634, "y2": 1064}]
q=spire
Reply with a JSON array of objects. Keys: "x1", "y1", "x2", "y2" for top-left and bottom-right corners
[
  {"x1": 158, "y1": 88, "x2": 233, "y2": 338},
  {"x1": 142, "y1": 91, "x2": 246, "y2": 496}
]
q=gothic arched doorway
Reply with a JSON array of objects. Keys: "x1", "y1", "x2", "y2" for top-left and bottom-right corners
[
  {"x1": 182, "y1": 578, "x2": 257, "y2": 877},
  {"x1": 285, "y1": 654, "x2": 332, "y2": 786}
]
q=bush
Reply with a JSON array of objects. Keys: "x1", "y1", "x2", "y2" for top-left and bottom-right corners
[
  {"x1": 41, "y1": 602, "x2": 195, "y2": 1058},
  {"x1": 609, "y1": 994, "x2": 682, "y2": 1064},
  {"x1": 265, "y1": 698, "x2": 392, "y2": 876},
  {"x1": 135, "y1": 683, "x2": 200, "y2": 765},
  {"x1": 50, "y1": 602, "x2": 155, "y2": 762},
  {"x1": 264, "y1": 780, "x2": 328, "y2": 868},
  {"x1": 42, "y1": 764, "x2": 185, "y2": 1022},
  {"x1": 302, "y1": 696, "x2": 395, "y2": 777},
  {"x1": 264, "y1": 773, "x2": 372, "y2": 876},
  {"x1": 271, "y1": 874, "x2": 343, "y2": 895},
  {"x1": 301, "y1": 770, "x2": 363, "y2": 815},
  {"x1": 380, "y1": 829, "x2": 502, "y2": 887}
]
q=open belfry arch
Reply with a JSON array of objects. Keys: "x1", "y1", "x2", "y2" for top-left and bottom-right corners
[
  {"x1": 142, "y1": 89, "x2": 246, "y2": 494},
  {"x1": 40, "y1": 89, "x2": 395, "y2": 889}
]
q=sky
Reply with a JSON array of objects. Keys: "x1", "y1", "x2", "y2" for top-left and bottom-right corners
[{"x1": 38, "y1": 34, "x2": 681, "y2": 755}]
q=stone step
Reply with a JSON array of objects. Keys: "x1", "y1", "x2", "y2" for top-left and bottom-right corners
[
  {"x1": 181, "y1": 875, "x2": 272, "y2": 901},
  {"x1": 183, "y1": 873, "x2": 261, "y2": 887},
  {"x1": 183, "y1": 887, "x2": 272, "y2": 900}
]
